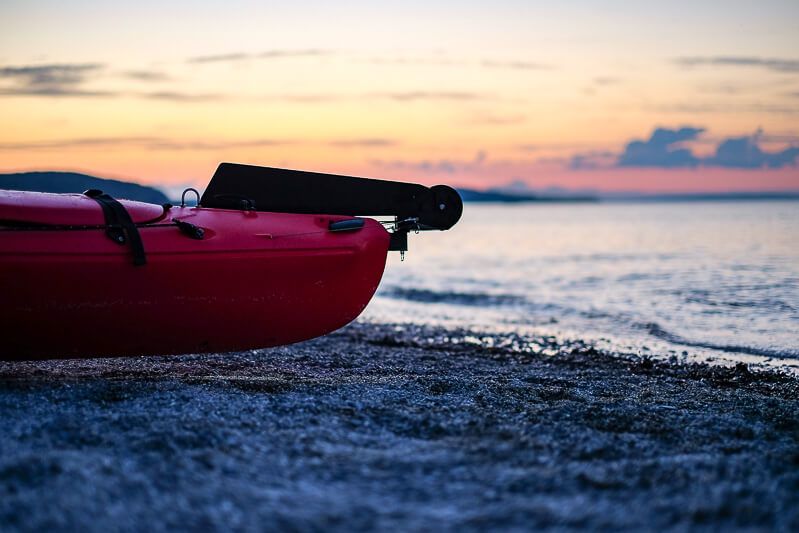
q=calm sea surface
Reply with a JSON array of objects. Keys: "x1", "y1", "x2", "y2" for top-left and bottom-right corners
[{"x1": 364, "y1": 200, "x2": 799, "y2": 368}]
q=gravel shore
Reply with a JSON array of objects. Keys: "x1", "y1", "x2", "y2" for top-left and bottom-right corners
[{"x1": 1, "y1": 322, "x2": 798, "y2": 531}]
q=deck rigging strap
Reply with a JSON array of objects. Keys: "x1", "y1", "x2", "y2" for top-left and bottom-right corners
[{"x1": 83, "y1": 189, "x2": 147, "y2": 266}]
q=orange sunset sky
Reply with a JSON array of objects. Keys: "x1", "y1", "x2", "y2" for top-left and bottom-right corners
[{"x1": 1, "y1": 0, "x2": 798, "y2": 196}]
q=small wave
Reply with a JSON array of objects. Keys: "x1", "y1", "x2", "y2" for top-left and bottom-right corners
[
  {"x1": 616, "y1": 272, "x2": 672, "y2": 283},
  {"x1": 562, "y1": 276, "x2": 604, "y2": 289},
  {"x1": 381, "y1": 287, "x2": 526, "y2": 307},
  {"x1": 683, "y1": 295, "x2": 796, "y2": 313},
  {"x1": 546, "y1": 252, "x2": 678, "y2": 264},
  {"x1": 636, "y1": 321, "x2": 799, "y2": 359}
]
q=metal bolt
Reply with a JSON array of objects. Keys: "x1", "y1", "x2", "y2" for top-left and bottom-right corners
[{"x1": 439, "y1": 203, "x2": 446, "y2": 210}]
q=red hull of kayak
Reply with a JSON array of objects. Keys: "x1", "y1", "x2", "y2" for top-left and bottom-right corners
[{"x1": 0, "y1": 191, "x2": 390, "y2": 360}]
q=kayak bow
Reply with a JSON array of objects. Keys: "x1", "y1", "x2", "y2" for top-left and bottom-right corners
[{"x1": 0, "y1": 163, "x2": 462, "y2": 359}]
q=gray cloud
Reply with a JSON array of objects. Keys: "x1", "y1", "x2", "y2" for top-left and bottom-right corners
[
  {"x1": 466, "y1": 113, "x2": 525, "y2": 126},
  {"x1": 258, "y1": 49, "x2": 330, "y2": 59},
  {"x1": 328, "y1": 139, "x2": 397, "y2": 147},
  {"x1": 367, "y1": 57, "x2": 462, "y2": 67},
  {"x1": 143, "y1": 138, "x2": 292, "y2": 151},
  {"x1": 674, "y1": 56, "x2": 799, "y2": 73},
  {"x1": 368, "y1": 56, "x2": 551, "y2": 71},
  {"x1": 706, "y1": 133, "x2": 799, "y2": 169},
  {"x1": 370, "y1": 151, "x2": 486, "y2": 174},
  {"x1": 593, "y1": 76, "x2": 621, "y2": 86},
  {"x1": 696, "y1": 83, "x2": 743, "y2": 95},
  {"x1": 617, "y1": 127, "x2": 704, "y2": 168},
  {"x1": 759, "y1": 133, "x2": 799, "y2": 144},
  {"x1": 374, "y1": 91, "x2": 483, "y2": 102},
  {"x1": 274, "y1": 93, "x2": 346, "y2": 103},
  {"x1": 0, "y1": 137, "x2": 157, "y2": 150},
  {"x1": 654, "y1": 103, "x2": 799, "y2": 115},
  {"x1": 480, "y1": 60, "x2": 550, "y2": 70},
  {"x1": 0, "y1": 63, "x2": 173, "y2": 98},
  {"x1": 518, "y1": 142, "x2": 597, "y2": 153},
  {"x1": 0, "y1": 87, "x2": 115, "y2": 97},
  {"x1": 0, "y1": 61, "x2": 485, "y2": 104},
  {"x1": 188, "y1": 49, "x2": 332, "y2": 64},
  {"x1": 536, "y1": 156, "x2": 570, "y2": 165},
  {"x1": 270, "y1": 91, "x2": 485, "y2": 103},
  {"x1": 0, "y1": 136, "x2": 401, "y2": 151},
  {"x1": 0, "y1": 63, "x2": 102, "y2": 85},
  {"x1": 0, "y1": 63, "x2": 108, "y2": 96},
  {"x1": 569, "y1": 151, "x2": 616, "y2": 170},
  {"x1": 123, "y1": 70, "x2": 170, "y2": 82},
  {"x1": 582, "y1": 76, "x2": 623, "y2": 96},
  {"x1": 571, "y1": 127, "x2": 799, "y2": 170},
  {"x1": 0, "y1": 136, "x2": 292, "y2": 151},
  {"x1": 140, "y1": 91, "x2": 225, "y2": 102},
  {"x1": 188, "y1": 53, "x2": 250, "y2": 64}
]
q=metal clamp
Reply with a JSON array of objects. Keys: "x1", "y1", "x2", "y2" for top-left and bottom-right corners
[
  {"x1": 181, "y1": 188, "x2": 201, "y2": 207},
  {"x1": 210, "y1": 193, "x2": 256, "y2": 211}
]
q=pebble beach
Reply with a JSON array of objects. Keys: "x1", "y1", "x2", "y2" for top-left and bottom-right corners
[{"x1": 2, "y1": 322, "x2": 797, "y2": 531}]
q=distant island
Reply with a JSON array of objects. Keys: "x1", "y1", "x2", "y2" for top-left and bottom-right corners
[
  {"x1": 602, "y1": 191, "x2": 799, "y2": 202},
  {"x1": 0, "y1": 172, "x2": 169, "y2": 204},
  {"x1": 2, "y1": 171, "x2": 796, "y2": 205},
  {"x1": 0, "y1": 171, "x2": 590, "y2": 204},
  {"x1": 0, "y1": 171, "x2": 596, "y2": 204},
  {"x1": 457, "y1": 188, "x2": 597, "y2": 203}
]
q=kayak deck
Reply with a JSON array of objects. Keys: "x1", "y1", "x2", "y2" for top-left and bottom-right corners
[
  {"x1": 0, "y1": 201, "x2": 390, "y2": 359},
  {"x1": 0, "y1": 162, "x2": 463, "y2": 359}
]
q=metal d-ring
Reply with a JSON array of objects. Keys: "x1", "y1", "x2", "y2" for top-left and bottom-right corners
[{"x1": 181, "y1": 188, "x2": 201, "y2": 207}]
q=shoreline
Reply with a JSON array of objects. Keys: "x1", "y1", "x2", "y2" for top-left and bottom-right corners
[{"x1": 1, "y1": 322, "x2": 798, "y2": 530}]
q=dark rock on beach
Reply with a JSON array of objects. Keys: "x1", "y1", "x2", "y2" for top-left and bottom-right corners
[{"x1": 1, "y1": 322, "x2": 797, "y2": 531}]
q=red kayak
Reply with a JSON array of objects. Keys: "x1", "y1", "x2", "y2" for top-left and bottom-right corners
[{"x1": 0, "y1": 163, "x2": 462, "y2": 360}]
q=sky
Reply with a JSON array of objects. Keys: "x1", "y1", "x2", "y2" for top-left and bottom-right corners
[{"x1": 1, "y1": 0, "x2": 798, "y2": 195}]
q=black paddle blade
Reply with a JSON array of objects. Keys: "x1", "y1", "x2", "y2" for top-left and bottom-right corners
[{"x1": 200, "y1": 163, "x2": 463, "y2": 230}]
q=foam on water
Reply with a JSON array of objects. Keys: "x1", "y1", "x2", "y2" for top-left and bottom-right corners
[{"x1": 363, "y1": 200, "x2": 799, "y2": 368}]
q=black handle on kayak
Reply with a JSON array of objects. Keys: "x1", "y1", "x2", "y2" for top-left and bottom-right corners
[{"x1": 200, "y1": 163, "x2": 463, "y2": 231}]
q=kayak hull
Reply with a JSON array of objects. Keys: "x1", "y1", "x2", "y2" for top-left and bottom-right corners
[{"x1": 0, "y1": 192, "x2": 390, "y2": 359}]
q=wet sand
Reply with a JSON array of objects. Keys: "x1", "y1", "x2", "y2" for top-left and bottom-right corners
[{"x1": 1, "y1": 322, "x2": 798, "y2": 531}]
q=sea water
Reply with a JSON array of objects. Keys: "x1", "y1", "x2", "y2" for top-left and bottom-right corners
[{"x1": 363, "y1": 200, "x2": 799, "y2": 368}]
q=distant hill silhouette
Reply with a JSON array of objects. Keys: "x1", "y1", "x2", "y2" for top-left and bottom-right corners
[
  {"x1": 0, "y1": 172, "x2": 169, "y2": 204},
  {"x1": 457, "y1": 188, "x2": 596, "y2": 203},
  {"x1": 457, "y1": 188, "x2": 537, "y2": 202}
]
